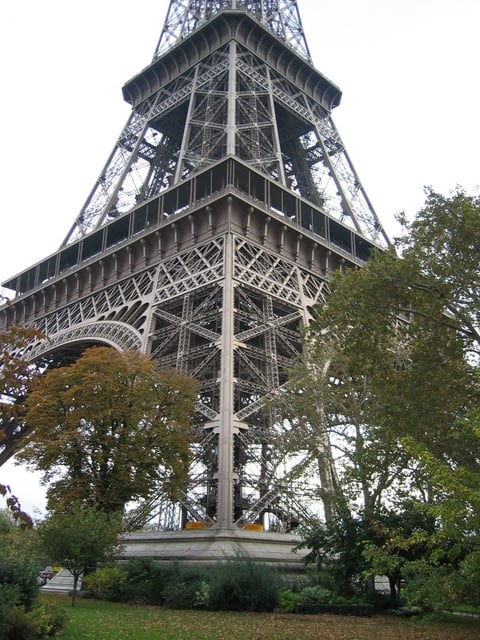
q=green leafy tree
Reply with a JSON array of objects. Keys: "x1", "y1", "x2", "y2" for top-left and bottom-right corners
[
  {"x1": 296, "y1": 504, "x2": 369, "y2": 596},
  {"x1": 286, "y1": 188, "x2": 480, "y2": 605},
  {"x1": 39, "y1": 506, "x2": 123, "y2": 605},
  {"x1": 401, "y1": 423, "x2": 480, "y2": 607},
  {"x1": 395, "y1": 188, "x2": 480, "y2": 353},
  {"x1": 297, "y1": 501, "x2": 435, "y2": 606},
  {"x1": 0, "y1": 510, "x2": 40, "y2": 609},
  {"x1": 275, "y1": 260, "x2": 446, "y2": 524},
  {"x1": 277, "y1": 335, "x2": 419, "y2": 522},
  {"x1": 0, "y1": 508, "x2": 45, "y2": 638},
  {"x1": 370, "y1": 189, "x2": 480, "y2": 599},
  {"x1": 305, "y1": 246, "x2": 474, "y2": 508},
  {"x1": 17, "y1": 346, "x2": 199, "y2": 514},
  {"x1": 362, "y1": 505, "x2": 436, "y2": 607}
]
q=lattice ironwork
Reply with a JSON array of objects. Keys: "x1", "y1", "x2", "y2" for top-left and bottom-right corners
[
  {"x1": 144, "y1": 230, "x2": 318, "y2": 527},
  {"x1": 0, "y1": 0, "x2": 390, "y2": 534},
  {"x1": 61, "y1": 2, "x2": 389, "y2": 250},
  {"x1": 155, "y1": 0, "x2": 310, "y2": 61},
  {"x1": 154, "y1": 238, "x2": 225, "y2": 303}
]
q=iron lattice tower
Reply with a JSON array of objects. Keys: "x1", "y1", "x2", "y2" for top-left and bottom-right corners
[{"x1": 1, "y1": 1, "x2": 389, "y2": 552}]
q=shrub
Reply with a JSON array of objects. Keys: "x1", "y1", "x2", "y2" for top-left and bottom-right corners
[
  {"x1": 208, "y1": 556, "x2": 279, "y2": 612},
  {"x1": 298, "y1": 585, "x2": 335, "y2": 606},
  {"x1": 0, "y1": 586, "x2": 20, "y2": 640},
  {"x1": 0, "y1": 602, "x2": 67, "y2": 640},
  {"x1": 29, "y1": 603, "x2": 68, "y2": 638},
  {"x1": 162, "y1": 565, "x2": 211, "y2": 610},
  {"x1": 84, "y1": 560, "x2": 210, "y2": 607},
  {"x1": 2, "y1": 606, "x2": 38, "y2": 640},
  {"x1": 121, "y1": 559, "x2": 161, "y2": 604},
  {"x1": 82, "y1": 558, "x2": 282, "y2": 613},
  {"x1": 0, "y1": 584, "x2": 19, "y2": 610},
  {"x1": 83, "y1": 567, "x2": 126, "y2": 601},
  {"x1": 0, "y1": 557, "x2": 39, "y2": 609},
  {"x1": 164, "y1": 579, "x2": 200, "y2": 609},
  {"x1": 277, "y1": 589, "x2": 300, "y2": 613},
  {"x1": 193, "y1": 580, "x2": 210, "y2": 609},
  {"x1": 0, "y1": 520, "x2": 48, "y2": 639},
  {"x1": 296, "y1": 511, "x2": 369, "y2": 596},
  {"x1": 402, "y1": 561, "x2": 463, "y2": 611},
  {"x1": 121, "y1": 558, "x2": 178, "y2": 605}
]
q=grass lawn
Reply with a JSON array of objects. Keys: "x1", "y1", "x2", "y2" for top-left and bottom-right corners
[{"x1": 41, "y1": 594, "x2": 479, "y2": 640}]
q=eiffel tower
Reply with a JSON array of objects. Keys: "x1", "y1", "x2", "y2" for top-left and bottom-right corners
[{"x1": 1, "y1": 1, "x2": 389, "y2": 564}]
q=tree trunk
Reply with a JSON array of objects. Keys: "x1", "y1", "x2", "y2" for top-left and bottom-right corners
[
  {"x1": 71, "y1": 573, "x2": 79, "y2": 606},
  {"x1": 388, "y1": 574, "x2": 400, "y2": 608}
]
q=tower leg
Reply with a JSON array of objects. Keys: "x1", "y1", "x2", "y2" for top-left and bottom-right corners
[{"x1": 216, "y1": 230, "x2": 236, "y2": 527}]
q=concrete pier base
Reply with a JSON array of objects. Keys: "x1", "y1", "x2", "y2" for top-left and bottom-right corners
[{"x1": 122, "y1": 527, "x2": 308, "y2": 573}]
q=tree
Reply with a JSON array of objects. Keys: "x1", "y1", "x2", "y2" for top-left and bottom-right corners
[
  {"x1": 0, "y1": 508, "x2": 43, "y2": 638},
  {"x1": 16, "y1": 346, "x2": 199, "y2": 514},
  {"x1": 296, "y1": 501, "x2": 435, "y2": 606},
  {"x1": 400, "y1": 419, "x2": 480, "y2": 607},
  {"x1": 395, "y1": 188, "x2": 480, "y2": 354},
  {"x1": 39, "y1": 507, "x2": 123, "y2": 605},
  {"x1": 0, "y1": 325, "x2": 44, "y2": 444},
  {"x1": 286, "y1": 188, "x2": 480, "y2": 605},
  {"x1": 390, "y1": 188, "x2": 480, "y2": 597},
  {"x1": 0, "y1": 325, "x2": 43, "y2": 527},
  {"x1": 296, "y1": 503, "x2": 370, "y2": 596},
  {"x1": 276, "y1": 333, "x2": 420, "y2": 522},
  {"x1": 0, "y1": 509, "x2": 40, "y2": 609},
  {"x1": 362, "y1": 504, "x2": 436, "y2": 608}
]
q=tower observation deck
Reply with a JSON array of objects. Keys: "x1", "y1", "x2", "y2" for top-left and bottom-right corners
[{"x1": 1, "y1": 1, "x2": 389, "y2": 564}]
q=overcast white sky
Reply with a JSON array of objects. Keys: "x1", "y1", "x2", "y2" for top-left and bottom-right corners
[{"x1": 1, "y1": 0, "x2": 479, "y2": 516}]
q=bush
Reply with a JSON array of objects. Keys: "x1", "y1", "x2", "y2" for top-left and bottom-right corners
[
  {"x1": 83, "y1": 567, "x2": 126, "y2": 601},
  {"x1": 81, "y1": 558, "x2": 282, "y2": 613},
  {"x1": 292, "y1": 584, "x2": 374, "y2": 615},
  {"x1": 0, "y1": 602, "x2": 67, "y2": 640},
  {"x1": 298, "y1": 585, "x2": 334, "y2": 605},
  {"x1": 121, "y1": 559, "x2": 178, "y2": 605},
  {"x1": 0, "y1": 586, "x2": 20, "y2": 640},
  {"x1": 208, "y1": 556, "x2": 279, "y2": 612},
  {"x1": 0, "y1": 557, "x2": 42, "y2": 640},
  {"x1": 164, "y1": 578, "x2": 202, "y2": 609},
  {"x1": 121, "y1": 559, "x2": 162, "y2": 604},
  {"x1": 84, "y1": 560, "x2": 208, "y2": 607},
  {"x1": 124, "y1": 560, "x2": 220, "y2": 609},
  {"x1": 29, "y1": 603, "x2": 68, "y2": 638},
  {"x1": 0, "y1": 557, "x2": 39, "y2": 609},
  {"x1": 402, "y1": 561, "x2": 463, "y2": 611},
  {"x1": 2, "y1": 606, "x2": 38, "y2": 640},
  {"x1": 277, "y1": 589, "x2": 300, "y2": 613},
  {"x1": 161, "y1": 565, "x2": 213, "y2": 610},
  {"x1": 0, "y1": 584, "x2": 20, "y2": 611},
  {"x1": 0, "y1": 519, "x2": 52, "y2": 639},
  {"x1": 193, "y1": 580, "x2": 211, "y2": 609}
]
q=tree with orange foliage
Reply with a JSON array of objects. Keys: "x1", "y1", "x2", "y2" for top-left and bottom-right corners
[
  {"x1": 17, "y1": 346, "x2": 199, "y2": 515},
  {"x1": 0, "y1": 325, "x2": 43, "y2": 527}
]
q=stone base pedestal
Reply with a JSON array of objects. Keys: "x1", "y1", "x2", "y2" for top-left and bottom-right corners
[{"x1": 122, "y1": 527, "x2": 308, "y2": 573}]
